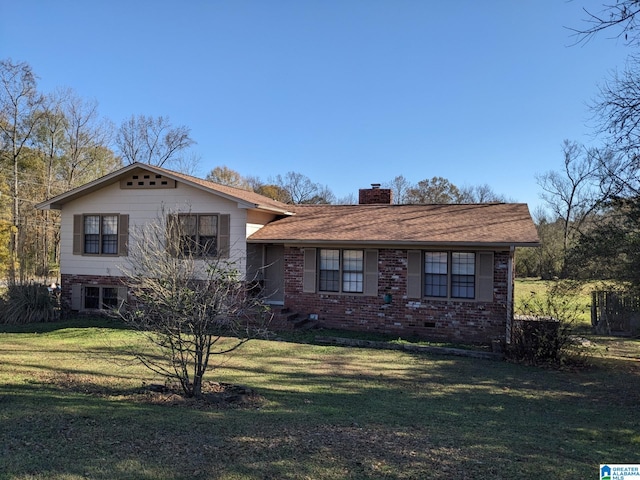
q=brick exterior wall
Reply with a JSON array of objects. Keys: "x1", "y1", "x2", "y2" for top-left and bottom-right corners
[
  {"x1": 60, "y1": 273, "x2": 126, "y2": 309},
  {"x1": 283, "y1": 246, "x2": 512, "y2": 344}
]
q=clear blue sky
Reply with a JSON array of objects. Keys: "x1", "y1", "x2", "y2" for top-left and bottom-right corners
[{"x1": 0, "y1": 1, "x2": 631, "y2": 210}]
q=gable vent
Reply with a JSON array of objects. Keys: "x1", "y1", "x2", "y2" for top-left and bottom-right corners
[{"x1": 120, "y1": 172, "x2": 176, "y2": 189}]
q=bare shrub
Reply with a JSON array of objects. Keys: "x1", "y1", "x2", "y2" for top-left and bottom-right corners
[{"x1": 118, "y1": 212, "x2": 271, "y2": 398}]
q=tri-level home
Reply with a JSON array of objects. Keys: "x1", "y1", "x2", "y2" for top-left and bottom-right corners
[{"x1": 37, "y1": 162, "x2": 539, "y2": 344}]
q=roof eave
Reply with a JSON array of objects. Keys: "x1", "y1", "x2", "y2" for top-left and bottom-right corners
[{"x1": 247, "y1": 239, "x2": 541, "y2": 248}]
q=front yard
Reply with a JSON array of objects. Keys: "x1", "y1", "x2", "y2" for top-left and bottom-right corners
[{"x1": 1, "y1": 318, "x2": 639, "y2": 479}]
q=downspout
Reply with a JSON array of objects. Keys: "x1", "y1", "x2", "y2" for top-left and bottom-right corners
[{"x1": 505, "y1": 245, "x2": 515, "y2": 344}]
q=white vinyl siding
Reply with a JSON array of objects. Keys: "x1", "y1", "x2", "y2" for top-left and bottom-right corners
[{"x1": 61, "y1": 180, "x2": 247, "y2": 277}]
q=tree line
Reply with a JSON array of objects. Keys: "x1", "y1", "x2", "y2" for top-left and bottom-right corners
[
  {"x1": 5, "y1": 0, "x2": 640, "y2": 293},
  {"x1": 0, "y1": 57, "x2": 513, "y2": 284},
  {"x1": 515, "y1": 2, "x2": 640, "y2": 289}
]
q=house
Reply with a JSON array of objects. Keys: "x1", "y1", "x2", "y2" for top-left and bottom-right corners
[{"x1": 36, "y1": 162, "x2": 539, "y2": 344}]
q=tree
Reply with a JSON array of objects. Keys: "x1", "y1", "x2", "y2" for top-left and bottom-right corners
[
  {"x1": 118, "y1": 212, "x2": 270, "y2": 398},
  {"x1": 385, "y1": 175, "x2": 412, "y2": 204},
  {"x1": 115, "y1": 114, "x2": 195, "y2": 168},
  {"x1": 569, "y1": 196, "x2": 640, "y2": 284},
  {"x1": 273, "y1": 171, "x2": 334, "y2": 204},
  {"x1": 205, "y1": 165, "x2": 252, "y2": 190},
  {"x1": 459, "y1": 183, "x2": 508, "y2": 203},
  {"x1": 58, "y1": 89, "x2": 117, "y2": 189},
  {"x1": 571, "y1": 1, "x2": 640, "y2": 47},
  {"x1": 405, "y1": 176, "x2": 463, "y2": 204},
  {"x1": 254, "y1": 184, "x2": 292, "y2": 203},
  {"x1": 0, "y1": 59, "x2": 46, "y2": 284},
  {"x1": 536, "y1": 140, "x2": 602, "y2": 277}
]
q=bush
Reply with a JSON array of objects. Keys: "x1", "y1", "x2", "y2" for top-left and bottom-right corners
[
  {"x1": 509, "y1": 280, "x2": 589, "y2": 367},
  {"x1": 0, "y1": 283, "x2": 59, "y2": 324}
]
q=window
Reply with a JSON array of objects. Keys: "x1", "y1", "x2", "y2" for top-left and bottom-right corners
[
  {"x1": 303, "y1": 248, "x2": 378, "y2": 296},
  {"x1": 72, "y1": 285, "x2": 125, "y2": 311},
  {"x1": 172, "y1": 214, "x2": 219, "y2": 257},
  {"x1": 342, "y1": 250, "x2": 364, "y2": 293},
  {"x1": 451, "y1": 252, "x2": 475, "y2": 299},
  {"x1": 425, "y1": 252, "x2": 448, "y2": 297},
  {"x1": 319, "y1": 249, "x2": 340, "y2": 292},
  {"x1": 422, "y1": 252, "x2": 476, "y2": 299},
  {"x1": 83, "y1": 214, "x2": 119, "y2": 254},
  {"x1": 318, "y1": 249, "x2": 364, "y2": 294},
  {"x1": 73, "y1": 214, "x2": 128, "y2": 256}
]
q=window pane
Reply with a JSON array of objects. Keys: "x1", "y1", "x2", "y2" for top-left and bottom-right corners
[
  {"x1": 84, "y1": 216, "x2": 99, "y2": 234},
  {"x1": 199, "y1": 235, "x2": 217, "y2": 256},
  {"x1": 425, "y1": 252, "x2": 448, "y2": 274},
  {"x1": 452, "y1": 252, "x2": 475, "y2": 275},
  {"x1": 343, "y1": 250, "x2": 363, "y2": 271},
  {"x1": 102, "y1": 234, "x2": 118, "y2": 254},
  {"x1": 452, "y1": 253, "x2": 475, "y2": 298},
  {"x1": 84, "y1": 234, "x2": 99, "y2": 254},
  {"x1": 102, "y1": 215, "x2": 118, "y2": 235},
  {"x1": 198, "y1": 215, "x2": 217, "y2": 236},
  {"x1": 452, "y1": 275, "x2": 475, "y2": 298},
  {"x1": 179, "y1": 215, "x2": 197, "y2": 235},
  {"x1": 85, "y1": 286, "x2": 100, "y2": 309},
  {"x1": 102, "y1": 287, "x2": 119, "y2": 309},
  {"x1": 319, "y1": 270, "x2": 339, "y2": 292},
  {"x1": 320, "y1": 249, "x2": 339, "y2": 270},
  {"x1": 343, "y1": 272, "x2": 363, "y2": 293},
  {"x1": 342, "y1": 250, "x2": 363, "y2": 293},
  {"x1": 425, "y1": 252, "x2": 447, "y2": 297},
  {"x1": 425, "y1": 274, "x2": 448, "y2": 297},
  {"x1": 319, "y1": 250, "x2": 340, "y2": 291}
]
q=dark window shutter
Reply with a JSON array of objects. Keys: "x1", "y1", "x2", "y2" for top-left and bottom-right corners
[
  {"x1": 73, "y1": 215, "x2": 83, "y2": 255},
  {"x1": 364, "y1": 250, "x2": 378, "y2": 296},
  {"x1": 219, "y1": 214, "x2": 230, "y2": 258},
  {"x1": 166, "y1": 214, "x2": 179, "y2": 256},
  {"x1": 302, "y1": 248, "x2": 317, "y2": 293},
  {"x1": 71, "y1": 284, "x2": 82, "y2": 310},
  {"x1": 117, "y1": 286, "x2": 128, "y2": 310},
  {"x1": 477, "y1": 252, "x2": 494, "y2": 302},
  {"x1": 407, "y1": 250, "x2": 422, "y2": 299},
  {"x1": 118, "y1": 214, "x2": 129, "y2": 256}
]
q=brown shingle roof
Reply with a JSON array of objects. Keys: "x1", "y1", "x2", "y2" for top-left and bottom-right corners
[
  {"x1": 154, "y1": 166, "x2": 293, "y2": 214},
  {"x1": 248, "y1": 203, "x2": 539, "y2": 246},
  {"x1": 37, "y1": 163, "x2": 293, "y2": 214}
]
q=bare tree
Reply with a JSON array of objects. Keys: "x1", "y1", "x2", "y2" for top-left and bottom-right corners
[
  {"x1": 118, "y1": 212, "x2": 270, "y2": 398},
  {"x1": 570, "y1": 1, "x2": 640, "y2": 46},
  {"x1": 59, "y1": 89, "x2": 117, "y2": 189},
  {"x1": 273, "y1": 171, "x2": 334, "y2": 204},
  {"x1": 459, "y1": 183, "x2": 508, "y2": 203},
  {"x1": 0, "y1": 59, "x2": 46, "y2": 284},
  {"x1": 385, "y1": 175, "x2": 412, "y2": 204},
  {"x1": 536, "y1": 141, "x2": 603, "y2": 277},
  {"x1": 115, "y1": 114, "x2": 195, "y2": 168}
]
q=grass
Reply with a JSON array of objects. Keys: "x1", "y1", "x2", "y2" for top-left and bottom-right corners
[{"x1": 1, "y1": 317, "x2": 640, "y2": 479}]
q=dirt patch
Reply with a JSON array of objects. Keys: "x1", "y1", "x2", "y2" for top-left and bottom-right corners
[
  {"x1": 137, "y1": 381, "x2": 266, "y2": 409},
  {"x1": 36, "y1": 372, "x2": 266, "y2": 410}
]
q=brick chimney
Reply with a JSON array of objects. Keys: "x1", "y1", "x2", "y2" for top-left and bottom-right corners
[{"x1": 359, "y1": 184, "x2": 393, "y2": 204}]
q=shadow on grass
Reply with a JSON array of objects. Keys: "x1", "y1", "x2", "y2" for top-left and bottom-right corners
[
  {"x1": 2, "y1": 352, "x2": 638, "y2": 480},
  {"x1": 0, "y1": 315, "x2": 132, "y2": 334},
  {"x1": 1, "y1": 327, "x2": 640, "y2": 479}
]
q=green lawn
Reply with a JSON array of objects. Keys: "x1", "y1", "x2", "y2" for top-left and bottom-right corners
[{"x1": 1, "y1": 318, "x2": 639, "y2": 479}]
